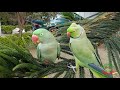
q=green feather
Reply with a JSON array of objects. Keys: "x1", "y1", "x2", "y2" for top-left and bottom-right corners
[
  {"x1": 68, "y1": 23, "x2": 112, "y2": 78},
  {"x1": 32, "y1": 29, "x2": 61, "y2": 64}
]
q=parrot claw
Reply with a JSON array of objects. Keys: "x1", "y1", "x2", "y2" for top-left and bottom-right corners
[{"x1": 67, "y1": 63, "x2": 76, "y2": 73}]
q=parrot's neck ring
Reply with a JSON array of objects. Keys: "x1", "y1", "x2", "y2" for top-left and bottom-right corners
[{"x1": 70, "y1": 29, "x2": 84, "y2": 39}]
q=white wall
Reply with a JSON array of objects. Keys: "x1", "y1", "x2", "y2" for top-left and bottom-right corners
[{"x1": 76, "y1": 12, "x2": 98, "y2": 18}]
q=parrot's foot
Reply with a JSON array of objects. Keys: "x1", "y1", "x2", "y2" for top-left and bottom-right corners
[{"x1": 67, "y1": 63, "x2": 76, "y2": 73}]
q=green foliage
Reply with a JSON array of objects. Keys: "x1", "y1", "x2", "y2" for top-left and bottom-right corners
[
  {"x1": 104, "y1": 36, "x2": 120, "y2": 75},
  {"x1": 0, "y1": 33, "x2": 33, "y2": 48},
  {"x1": 12, "y1": 63, "x2": 40, "y2": 71},
  {"x1": 61, "y1": 12, "x2": 75, "y2": 21},
  {"x1": 1, "y1": 25, "x2": 32, "y2": 34},
  {"x1": 84, "y1": 12, "x2": 120, "y2": 45},
  {"x1": 0, "y1": 12, "x2": 33, "y2": 25},
  {"x1": 56, "y1": 26, "x2": 69, "y2": 44},
  {"x1": 0, "y1": 65, "x2": 12, "y2": 78},
  {"x1": 0, "y1": 34, "x2": 37, "y2": 77},
  {"x1": 60, "y1": 12, "x2": 82, "y2": 21},
  {"x1": 0, "y1": 12, "x2": 17, "y2": 25},
  {"x1": 24, "y1": 25, "x2": 32, "y2": 32},
  {"x1": 0, "y1": 33, "x2": 75, "y2": 78},
  {"x1": 1, "y1": 25, "x2": 16, "y2": 34}
]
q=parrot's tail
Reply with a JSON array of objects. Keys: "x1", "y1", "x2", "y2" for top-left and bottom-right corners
[{"x1": 89, "y1": 63, "x2": 113, "y2": 78}]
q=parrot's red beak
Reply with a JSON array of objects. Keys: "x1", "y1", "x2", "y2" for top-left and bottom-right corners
[
  {"x1": 67, "y1": 32, "x2": 71, "y2": 38},
  {"x1": 32, "y1": 35, "x2": 40, "y2": 44}
]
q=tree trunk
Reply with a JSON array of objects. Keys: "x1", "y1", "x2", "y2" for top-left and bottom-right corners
[{"x1": 16, "y1": 12, "x2": 26, "y2": 37}]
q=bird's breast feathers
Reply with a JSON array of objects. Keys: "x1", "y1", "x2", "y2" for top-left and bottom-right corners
[
  {"x1": 38, "y1": 43, "x2": 57, "y2": 53},
  {"x1": 70, "y1": 38, "x2": 96, "y2": 59}
]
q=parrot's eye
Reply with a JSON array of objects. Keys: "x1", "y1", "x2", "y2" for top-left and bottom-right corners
[{"x1": 40, "y1": 33, "x2": 43, "y2": 36}]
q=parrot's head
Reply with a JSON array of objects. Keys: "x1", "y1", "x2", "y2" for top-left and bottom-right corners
[
  {"x1": 32, "y1": 28, "x2": 56, "y2": 44},
  {"x1": 67, "y1": 23, "x2": 84, "y2": 38}
]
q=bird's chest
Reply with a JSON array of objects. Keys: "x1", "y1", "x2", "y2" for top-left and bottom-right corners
[
  {"x1": 70, "y1": 38, "x2": 90, "y2": 59},
  {"x1": 70, "y1": 38, "x2": 85, "y2": 51},
  {"x1": 40, "y1": 44, "x2": 56, "y2": 54},
  {"x1": 38, "y1": 43, "x2": 57, "y2": 63}
]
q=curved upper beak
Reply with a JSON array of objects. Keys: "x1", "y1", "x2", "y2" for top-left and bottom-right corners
[
  {"x1": 67, "y1": 32, "x2": 71, "y2": 38},
  {"x1": 32, "y1": 35, "x2": 40, "y2": 44}
]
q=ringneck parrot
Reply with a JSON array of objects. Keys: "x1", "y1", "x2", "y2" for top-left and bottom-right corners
[
  {"x1": 67, "y1": 23, "x2": 113, "y2": 78},
  {"x1": 32, "y1": 28, "x2": 60, "y2": 65}
]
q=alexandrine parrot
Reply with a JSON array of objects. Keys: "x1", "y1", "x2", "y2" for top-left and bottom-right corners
[
  {"x1": 67, "y1": 23, "x2": 113, "y2": 78},
  {"x1": 32, "y1": 28, "x2": 60, "y2": 65}
]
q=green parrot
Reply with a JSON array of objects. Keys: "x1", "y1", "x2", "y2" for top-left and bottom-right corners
[
  {"x1": 32, "y1": 28, "x2": 60, "y2": 65},
  {"x1": 67, "y1": 23, "x2": 113, "y2": 78}
]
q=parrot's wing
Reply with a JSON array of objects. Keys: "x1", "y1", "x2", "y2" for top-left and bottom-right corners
[
  {"x1": 88, "y1": 63, "x2": 113, "y2": 78},
  {"x1": 70, "y1": 41, "x2": 100, "y2": 66},
  {"x1": 86, "y1": 38, "x2": 95, "y2": 52},
  {"x1": 70, "y1": 42, "x2": 112, "y2": 78},
  {"x1": 37, "y1": 43, "x2": 42, "y2": 60},
  {"x1": 57, "y1": 43, "x2": 61, "y2": 59},
  {"x1": 86, "y1": 38, "x2": 103, "y2": 66}
]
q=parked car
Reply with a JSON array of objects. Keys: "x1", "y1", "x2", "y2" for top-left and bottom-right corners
[
  {"x1": 27, "y1": 13, "x2": 84, "y2": 33},
  {"x1": 47, "y1": 17, "x2": 71, "y2": 32},
  {"x1": 49, "y1": 18, "x2": 71, "y2": 27},
  {"x1": 47, "y1": 13, "x2": 84, "y2": 32}
]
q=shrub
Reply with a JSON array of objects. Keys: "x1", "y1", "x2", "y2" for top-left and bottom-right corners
[
  {"x1": 1, "y1": 25, "x2": 16, "y2": 34},
  {"x1": 24, "y1": 25, "x2": 32, "y2": 32},
  {"x1": 1, "y1": 25, "x2": 32, "y2": 34},
  {"x1": 0, "y1": 33, "x2": 33, "y2": 48},
  {"x1": 0, "y1": 33, "x2": 34, "y2": 78}
]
